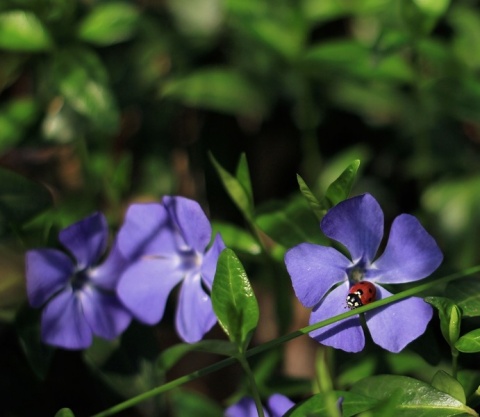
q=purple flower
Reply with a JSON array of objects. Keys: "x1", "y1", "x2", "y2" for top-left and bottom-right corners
[
  {"x1": 225, "y1": 394, "x2": 295, "y2": 417},
  {"x1": 285, "y1": 193, "x2": 443, "y2": 353},
  {"x1": 116, "y1": 196, "x2": 225, "y2": 343},
  {"x1": 25, "y1": 213, "x2": 132, "y2": 350}
]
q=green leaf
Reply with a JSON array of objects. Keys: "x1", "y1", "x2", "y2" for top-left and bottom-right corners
[
  {"x1": 211, "y1": 248, "x2": 259, "y2": 350},
  {"x1": 431, "y1": 371, "x2": 467, "y2": 404},
  {"x1": 455, "y1": 329, "x2": 480, "y2": 353},
  {"x1": 209, "y1": 153, "x2": 255, "y2": 222},
  {"x1": 0, "y1": 168, "x2": 52, "y2": 231},
  {"x1": 256, "y1": 195, "x2": 328, "y2": 249},
  {"x1": 170, "y1": 390, "x2": 223, "y2": 417},
  {"x1": 50, "y1": 47, "x2": 120, "y2": 134},
  {"x1": 54, "y1": 409, "x2": 75, "y2": 417},
  {"x1": 162, "y1": 68, "x2": 267, "y2": 116},
  {"x1": 0, "y1": 98, "x2": 39, "y2": 152},
  {"x1": 296, "y1": 174, "x2": 327, "y2": 220},
  {"x1": 446, "y1": 277, "x2": 480, "y2": 317},
  {"x1": 77, "y1": 2, "x2": 140, "y2": 46},
  {"x1": 286, "y1": 391, "x2": 378, "y2": 417},
  {"x1": 235, "y1": 153, "x2": 254, "y2": 205},
  {"x1": 325, "y1": 160, "x2": 360, "y2": 206},
  {"x1": 413, "y1": 0, "x2": 451, "y2": 17},
  {"x1": 212, "y1": 221, "x2": 261, "y2": 255},
  {"x1": 425, "y1": 296, "x2": 461, "y2": 346},
  {"x1": 350, "y1": 375, "x2": 477, "y2": 416},
  {"x1": 0, "y1": 10, "x2": 53, "y2": 51}
]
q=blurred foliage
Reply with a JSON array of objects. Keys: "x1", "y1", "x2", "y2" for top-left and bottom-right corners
[{"x1": 2, "y1": 0, "x2": 480, "y2": 415}]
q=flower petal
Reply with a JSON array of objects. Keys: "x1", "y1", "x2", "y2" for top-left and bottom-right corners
[
  {"x1": 201, "y1": 233, "x2": 226, "y2": 289},
  {"x1": 89, "y1": 240, "x2": 128, "y2": 290},
  {"x1": 365, "y1": 285, "x2": 433, "y2": 353},
  {"x1": 225, "y1": 397, "x2": 269, "y2": 417},
  {"x1": 81, "y1": 286, "x2": 132, "y2": 339},
  {"x1": 175, "y1": 272, "x2": 217, "y2": 343},
  {"x1": 285, "y1": 243, "x2": 350, "y2": 308},
  {"x1": 368, "y1": 214, "x2": 443, "y2": 284},
  {"x1": 59, "y1": 212, "x2": 108, "y2": 268},
  {"x1": 25, "y1": 249, "x2": 73, "y2": 308},
  {"x1": 267, "y1": 394, "x2": 295, "y2": 417},
  {"x1": 117, "y1": 259, "x2": 184, "y2": 324},
  {"x1": 41, "y1": 287, "x2": 92, "y2": 349},
  {"x1": 117, "y1": 203, "x2": 175, "y2": 260},
  {"x1": 163, "y1": 196, "x2": 212, "y2": 253},
  {"x1": 321, "y1": 194, "x2": 383, "y2": 263},
  {"x1": 309, "y1": 283, "x2": 365, "y2": 353}
]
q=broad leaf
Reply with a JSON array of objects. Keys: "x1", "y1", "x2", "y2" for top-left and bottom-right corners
[
  {"x1": 425, "y1": 296, "x2": 461, "y2": 346},
  {"x1": 325, "y1": 160, "x2": 360, "y2": 206},
  {"x1": 446, "y1": 278, "x2": 480, "y2": 317},
  {"x1": 0, "y1": 168, "x2": 52, "y2": 230},
  {"x1": 350, "y1": 375, "x2": 477, "y2": 416},
  {"x1": 210, "y1": 153, "x2": 254, "y2": 222},
  {"x1": 0, "y1": 11, "x2": 53, "y2": 51},
  {"x1": 78, "y1": 2, "x2": 140, "y2": 46},
  {"x1": 431, "y1": 370, "x2": 467, "y2": 404},
  {"x1": 211, "y1": 248, "x2": 259, "y2": 351},
  {"x1": 455, "y1": 329, "x2": 480, "y2": 353}
]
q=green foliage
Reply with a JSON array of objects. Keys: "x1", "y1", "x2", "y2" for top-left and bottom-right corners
[
  {"x1": 426, "y1": 297, "x2": 461, "y2": 347},
  {"x1": 431, "y1": 370, "x2": 466, "y2": 404},
  {"x1": 446, "y1": 278, "x2": 480, "y2": 317},
  {"x1": 211, "y1": 248, "x2": 259, "y2": 352},
  {"x1": 54, "y1": 409, "x2": 75, "y2": 417},
  {"x1": 455, "y1": 329, "x2": 480, "y2": 353}
]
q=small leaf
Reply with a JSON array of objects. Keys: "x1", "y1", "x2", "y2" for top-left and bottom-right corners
[
  {"x1": 0, "y1": 168, "x2": 52, "y2": 231},
  {"x1": 446, "y1": 277, "x2": 480, "y2": 317},
  {"x1": 0, "y1": 10, "x2": 53, "y2": 51},
  {"x1": 211, "y1": 248, "x2": 259, "y2": 350},
  {"x1": 162, "y1": 68, "x2": 266, "y2": 116},
  {"x1": 431, "y1": 370, "x2": 467, "y2": 404},
  {"x1": 54, "y1": 409, "x2": 75, "y2": 417},
  {"x1": 325, "y1": 160, "x2": 360, "y2": 206},
  {"x1": 235, "y1": 153, "x2": 254, "y2": 204},
  {"x1": 455, "y1": 329, "x2": 480, "y2": 353},
  {"x1": 296, "y1": 174, "x2": 327, "y2": 220},
  {"x1": 425, "y1": 296, "x2": 461, "y2": 346},
  {"x1": 350, "y1": 375, "x2": 477, "y2": 416},
  {"x1": 209, "y1": 153, "x2": 254, "y2": 222},
  {"x1": 78, "y1": 2, "x2": 140, "y2": 46}
]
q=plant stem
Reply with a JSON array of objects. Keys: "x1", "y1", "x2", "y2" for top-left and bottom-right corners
[
  {"x1": 238, "y1": 356, "x2": 265, "y2": 417},
  {"x1": 90, "y1": 264, "x2": 480, "y2": 417}
]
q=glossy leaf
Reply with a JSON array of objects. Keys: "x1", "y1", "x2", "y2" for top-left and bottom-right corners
[
  {"x1": 0, "y1": 168, "x2": 52, "y2": 230},
  {"x1": 211, "y1": 248, "x2": 259, "y2": 351},
  {"x1": 286, "y1": 391, "x2": 377, "y2": 417},
  {"x1": 78, "y1": 2, "x2": 140, "y2": 46},
  {"x1": 54, "y1": 409, "x2": 75, "y2": 417},
  {"x1": 325, "y1": 159, "x2": 360, "y2": 206},
  {"x1": 210, "y1": 153, "x2": 254, "y2": 222},
  {"x1": 162, "y1": 68, "x2": 266, "y2": 116},
  {"x1": 296, "y1": 174, "x2": 327, "y2": 219},
  {"x1": 425, "y1": 296, "x2": 461, "y2": 346},
  {"x1": 350, "y1": 375, "x2": 477, "y2": 416},
  {"x1": 446, "y1": 278, "x2": 480, "y2": 317},
  {"x1": 0, "y1": 11, "x2": 53, "y2": 51},
  {"x1": 431, "y1": 371, "x2": 466, "y2": 404},
  {"x1": 455, "y1": 329, "x2": 480, "y2": 353}
]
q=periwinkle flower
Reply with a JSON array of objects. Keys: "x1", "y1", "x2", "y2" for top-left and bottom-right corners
[
  {"x1": 25, "y1": 213, "x2": 132, "y2": 350},
  {"x1": 225, "y1": 394, "x2": 295, "y2": 417},
  {"x1": 116, "y1": 196, "x2": 225, "y2": 343},
  {"x1": 285, "y1": 193, "x2": 443, "y2": 353}
]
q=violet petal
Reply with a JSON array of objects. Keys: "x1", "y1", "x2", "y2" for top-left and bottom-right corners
[
  {"x1": 309, "y1": 283, "x2": 365, "y2": 353},
  {"x1": 200, "y1": 233, "x2": 226, "y2": 289},
  {"x1": 267, "y1": 394, "x2": 295, "y2": 417},
  {"x1": 89, "y1": 240, "x2": 128, "y2": 290},
  {"x1": 225, "y1": 397, "x2": 269, "y2": 417},
  {"x1": 365, "y1": 285, "x2": 433, "y2": 353},
  {"x1": 321, "y1": 194, "x2": 383, "y2": 263},
  {"x1": 25, "y1": 249, "x2": 73, "y2": 308},
  {"x1": 285, "y1": 243, "x2": 350, "y2": 308},
  {"x1": 175, "y1": 272, "x2": 217, "y2": 343},
  {"x1": 41, "y1": 287, "x2": 92, "y2": 349},
  {"x1": 368, "y1": 214, "x2": 443, "y2": 284}
]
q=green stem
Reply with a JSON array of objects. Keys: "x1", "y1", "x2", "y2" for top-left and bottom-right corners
[
  {"x1": 238, "y1": 356, "x2": 265, "y2": 417},
  {"x1": 451, "y1": 348, "x2": 459, "y2": 379},
  {"x1": 91, "y1": 265, "x2": 480, "y2": 417}
]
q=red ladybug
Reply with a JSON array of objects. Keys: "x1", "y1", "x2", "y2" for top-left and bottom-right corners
[{"x1": 346, "y1": 281, "x2": 376, "y2": 310}]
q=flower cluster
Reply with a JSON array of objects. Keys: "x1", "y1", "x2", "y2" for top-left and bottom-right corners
[
  {"x1": 25, "y1": 196, "x2": 224, "y2": 349},
  {"x1": 285, "y1": 193, "x2": 443, "y2": 353}
]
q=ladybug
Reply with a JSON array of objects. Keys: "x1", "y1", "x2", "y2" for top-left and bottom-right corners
[{"x1": 346, "y1": 281, "x2": 376, "y2": 310}]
